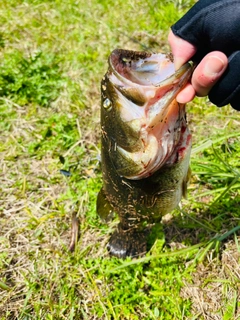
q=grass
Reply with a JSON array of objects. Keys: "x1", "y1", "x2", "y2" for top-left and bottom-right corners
[{"x1": 0, "y1": 0, "x2": 239, "y2": 319}]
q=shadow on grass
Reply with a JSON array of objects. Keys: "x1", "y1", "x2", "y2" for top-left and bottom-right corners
[
  {"x1": 104, "y1": 196, "x2": 240, "y2": 259},
  {"x1": 162, "y1": 196, "x2": 240, "y2": 249}
]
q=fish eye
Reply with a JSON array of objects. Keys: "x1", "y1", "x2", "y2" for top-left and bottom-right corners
[{"x1": 103, "y1": 98, "x2": 112, "y2": 111}]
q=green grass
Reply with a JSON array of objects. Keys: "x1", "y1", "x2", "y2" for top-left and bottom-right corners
[{"x1": 0, "y1": 0, "x2": 240, "y2": 319}]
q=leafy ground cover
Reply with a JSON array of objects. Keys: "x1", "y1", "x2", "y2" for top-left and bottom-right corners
[{"x1": 0, "y1": 0, "x2": 239, "y2": 319}]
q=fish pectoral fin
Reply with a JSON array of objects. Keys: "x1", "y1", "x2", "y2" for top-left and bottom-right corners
[
  {"x1": 97, "y1": 188, "x2": 114, "y2": 223},
  {"x1": 182, "y1": 167, "x2": 191, "y2": 199}
]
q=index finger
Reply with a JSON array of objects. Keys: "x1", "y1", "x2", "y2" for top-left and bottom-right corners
[{"x1": 168, "y1": 30, "x2": 197, "y2": 69}]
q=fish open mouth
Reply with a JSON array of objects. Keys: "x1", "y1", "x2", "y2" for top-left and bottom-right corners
[
  {"x1": 109, "y1": 49, "x2": 191, "y2": 88},
  {"x1": 106, "y1": 49, "x2": 193, "y2": 179}
]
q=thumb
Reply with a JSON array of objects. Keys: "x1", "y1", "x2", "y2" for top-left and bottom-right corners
[
  {"x1": 192, "y1": 52, "x2": 228, "y2": 97},
  {"x1": 209, "y1": 51, "x2": 240, "y2": 110}
]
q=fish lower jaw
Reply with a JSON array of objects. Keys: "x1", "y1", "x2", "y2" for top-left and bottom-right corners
[{"x1": 117, "y1": 134, "x2": 175, "y2": 180}]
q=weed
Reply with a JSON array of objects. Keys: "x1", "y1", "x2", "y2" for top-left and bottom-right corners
[{"x1": 0, "y1": 51, "x2": 64, "y2": 106}]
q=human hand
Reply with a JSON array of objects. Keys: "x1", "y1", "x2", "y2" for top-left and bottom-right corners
[
  {"x1": 168, "y1": 30, "x2": 228, "y2": 104},
  {"x1": 168, "y1": 0, "x2": 240, "y2": 110}
]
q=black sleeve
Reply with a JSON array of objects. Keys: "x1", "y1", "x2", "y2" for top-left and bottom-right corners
[{"x1": 171, "y1": 0, "x2": 240, "y2": 110}]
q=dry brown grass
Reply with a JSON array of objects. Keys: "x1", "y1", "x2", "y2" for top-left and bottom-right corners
[{"x1": 182, "y1": 240, "x2": 240, "y2": 320}]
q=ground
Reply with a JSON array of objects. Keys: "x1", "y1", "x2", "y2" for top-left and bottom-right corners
[{"x1": 0, "y1": 1, "x2": 239, "y2": 319}]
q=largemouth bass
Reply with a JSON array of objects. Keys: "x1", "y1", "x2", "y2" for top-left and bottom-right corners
[{"x1": 97, "y1": 49, "x2": 193, "y2": 258}]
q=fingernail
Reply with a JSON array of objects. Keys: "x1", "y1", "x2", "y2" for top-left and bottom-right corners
[{"x1": 203, "y1": 56, "x2": 225, "y2": 76}]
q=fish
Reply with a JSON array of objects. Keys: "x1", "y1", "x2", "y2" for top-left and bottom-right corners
[{"x1": 97, "y1": 49, "x2": 193, "y2": 258}]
